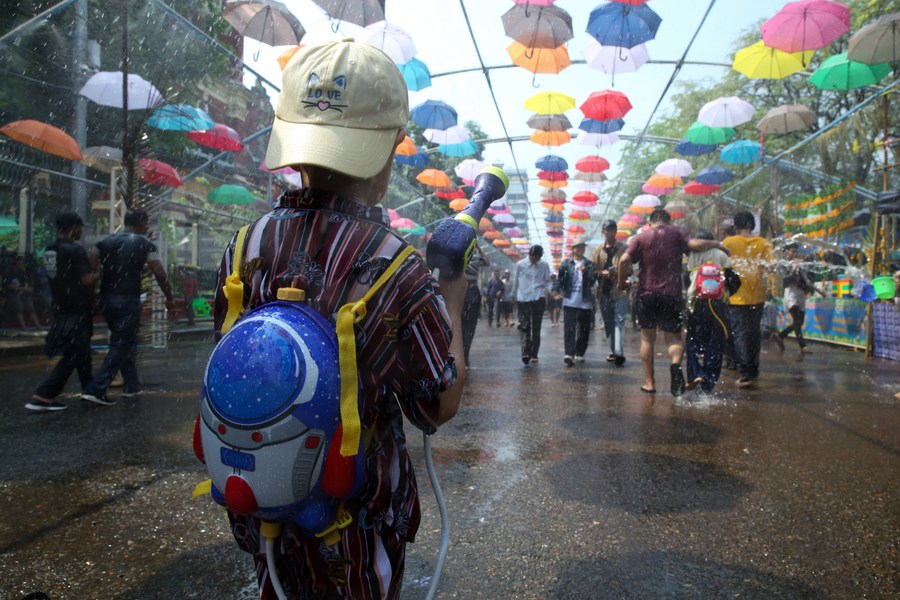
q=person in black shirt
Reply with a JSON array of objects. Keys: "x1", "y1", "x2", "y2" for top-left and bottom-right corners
[
  {"x1": 80, "y1": 209, "x2": 175, "y2": 406},
  {"x1": 27, "y1": 212, "x2": 98, "y2": 412}
]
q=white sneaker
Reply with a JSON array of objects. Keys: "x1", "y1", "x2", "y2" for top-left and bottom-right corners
[{"x1": 574, "y1": 356, "x2": 585, "y2": 363}]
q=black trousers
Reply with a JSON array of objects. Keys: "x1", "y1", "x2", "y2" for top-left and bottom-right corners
[
  {"x1": 729, "y1": 303, "x2": 763, "y2": 379},
  {"x1": 563, "y1": 306, "x2": 592, "y2": 357},
  {"x1": 518, "y1": 298, "x2": 546, "y2": 358},
  {"x1": 779, "y1": 304, "x2": 807, "y2": 348}
]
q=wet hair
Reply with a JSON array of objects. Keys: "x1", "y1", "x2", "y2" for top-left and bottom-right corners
[
  {"x1": 733, "y1": 211, "x2": 755, "y2": 231},
  {"x1": 601, "y1": 219, "x2": 617, "y2": 231},
  {"x1": 648, "y1": 208, "x2": 671, "y2": 224},
  {"x1": 124, "y1": 209, "x2": 150, "y2": 228},
  {"x1": 695, "y1": 229, "x2": 715, "y2": 241},
  {"x1": 56, "y1": 211, "x2": 84, "y2": 231},
  {"x1": 529, "y1": 244, "x2": 544, "y2": 257}
]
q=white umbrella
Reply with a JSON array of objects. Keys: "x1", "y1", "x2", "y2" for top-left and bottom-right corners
[
  {"x1": 577, "y1": 131, "x2": 620, "y2": 146},
  {"x1": 78, "y1": 71, "x2": 164, "y2": 110},
  {"x1": 697, "y1": 96, "x2": 755, "y2": 128},
  {"x1": 424, "y1": 124, "x2": 470, "y2": 145},
  {"x1": 454, "y1": 158, "x2": 487, "y2": 184},
  {"x1": 655, "y1": 158, "x2": 693, "y2": 178},
  {"x1": 632, "y1": 194, "x2": 661, "y2": 208},
  {"x1": 363, "y1": 21, "x2": 416, "y2": 63},
  {"x1": 81, "y1": 146, "x2": 122, "y2": 172},
  {"x1": 583, "y1": 39, "x2": 650, "y2": 74}
]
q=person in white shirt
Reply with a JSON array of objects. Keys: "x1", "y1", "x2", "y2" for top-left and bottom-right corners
[
  {"x1": 557, "y1": 236, "x2": 597, "y2": 366},
  {"x1": 512, "y1": 244, "x2": 552, "y2": 365}
]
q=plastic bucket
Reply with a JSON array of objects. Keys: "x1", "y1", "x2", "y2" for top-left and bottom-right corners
[{"x1": 872, "y1": 276, "x2": 896, "y2": 300}]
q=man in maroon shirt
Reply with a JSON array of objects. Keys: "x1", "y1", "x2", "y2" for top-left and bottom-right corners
[{"x1": 617, "y1": 208, "x2": 728, "y2": 396}]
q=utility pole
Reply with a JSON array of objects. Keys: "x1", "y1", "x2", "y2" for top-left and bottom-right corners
[{"x1": 71, "y1": 0, "x2": 88, "y2": 216}]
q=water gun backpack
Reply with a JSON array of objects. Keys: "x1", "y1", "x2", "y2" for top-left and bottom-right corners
[
  {"x1": 193, "y1": 224, "x2": 415, "y2": 543},
  {"x1": 696, "y1": 261, "x2": 725, "y2": 300}
]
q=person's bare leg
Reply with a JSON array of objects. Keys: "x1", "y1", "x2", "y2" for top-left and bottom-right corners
[
  {"x1": 640, "y1": 328, "x2": 657, "y2": 390},
  {"x1": 664, "y1": 331, "x2": 685, "y2": 365}
]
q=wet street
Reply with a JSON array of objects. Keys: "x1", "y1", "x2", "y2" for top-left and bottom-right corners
[{"x1": 1, "y1": 320, "x2": 898, "y2": 599}]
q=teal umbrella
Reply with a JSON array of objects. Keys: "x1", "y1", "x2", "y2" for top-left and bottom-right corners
[
  {"x1": 148, "y1": 104, "x2": 215, "y2": 131},
  {"x1": 684, "y1": 121, "x2": 736, "y2": 145},
  {"x1": 809, "y1": 52, "x2": 892, "y2": 90},
  {"x1": 0, "y1": 216, "x2": 19, "y2": 231},
  {"x1": 209, "y1": 184, "x2": 256, "y2": 205},
  {"x1": 399, "y1": 57, "x2": 432, "y2": 91}
]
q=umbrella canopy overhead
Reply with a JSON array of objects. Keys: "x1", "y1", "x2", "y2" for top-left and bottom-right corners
[
  {"x1": 527, "y1": 113, "x2": 572, "y2": 131},
  {"x1": 81, "y1": 145, "x2": 122, "y2": 172},
  {"x1": 416, "y1": 168, "x2": 452, "y2": 187},
  {"x1": 583, "y1": 39, "x2": 649, "y2": 74},
  {"x1": 580, "y1": 90, "x2": 633, "y2": 121},
  {"x1": 224, "y1": 0, "x2": 306, "y2": 46},
  {"x1": 438, "y1": 140, "x2": 478, "y2": 157},
  {"x1": 188, "y1": 123, "x2": 244, "y2": 152},
  {"x1": 586, "y1": 2, "x2": 662, "y2": 49},
  {"x1": 501, "y1": 3, "x2": 574, "y2": 49},
  {"x1": 695, "y1": 165, "x2": 734, "y2": 185},
  {"x1": 732, "y1": 40, "x2": 812, "y2": 79},
  {"x1": 761, "y1": 0, "x2": 850, "y2": 53},
  {"x1": 808, "y1": 52, "x2": 892, "y2": 90},
  {"x1": 410, "y1": 99, "x2": 458, "y2": 130},
  {"x1": 455, "y1": 158, "x2": 487, "y2": 184},
  {"x1": 756, "y1": 104, "x2": 817, "y2": 134},
  {"x1": 394, "y1": 151, "x2": 428, "y2": 167},
  {"x1": 697, "y1": 96, "x2": 755, "y2": 128},
  {"x1": 720, "y1": 140, "x2": 763, "y2": 164},
  {"x1": 848, "y1": 12, "x2": 900, "y2": 65},
  {"x1": 683, "y1": 181, "x2": 721, "y2": 195},
  {"x1": 684, "y1": 122, "x2": 736, "y2": 145},
  {"x1": 311, "y1": 0, "x2": 385, "y2": 28},
  {"x1": 674, "y1": 138, "x2": 718, "y2": 156},
  {"x1": 577, "y1": 131, "x2": 620, "y2": 146},
  {"x1": 579, "y1": 118, "x2": 625, "y2": 134},
  {"x1": 525, "y1": 90, "x2": 576, "y2": 115},
  {"x1": 399, "y1": 57, "x2": 432, "y2": 91},
  {"x1": 78, "y1": 71, "x2": 164, "y2": 110},
  {"x1": 209, "y1": 184, "x2": 256, "y2": 205},
  {"x1": 147, "y1": 104, "x2": 215, "y2": 131},
  {"x1": 535, "y1": 155, "x2": 568, "y2": 171},
  {"x1": 507, "y1": 42, "x2": 572, "y2": 74},
  {"x1": 424, "y1": 124, "x2": 470, "y2": 145},
  {"x1": 575, "y1": 155, "x2": 610, "y2": 172},
  {"x1": 138, "y1": 158, "x2": 183, "y2": 187},
  {"x1": 655, "y1": 158, "x2": 693, "y2": 177},
  {"x1": 530, "y1": 129, "x2": 570, "y2": 146},
  {"x1": 363, "y1": 21, "x2": 417, "y2": 63},
  {"x1": 0, "y1": 119, "x2": 83, "y2": 161}
]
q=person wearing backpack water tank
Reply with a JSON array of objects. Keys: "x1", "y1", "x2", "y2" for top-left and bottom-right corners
[
  {"x1": 685, "y1": 230, "x2": 735, "y2": 393},
  {"x1": 207, "y1": 40, "x2": 467, "y2": 600},
  {"x1": 617, "y1": 208, "x2": 729, "y2": 397}
]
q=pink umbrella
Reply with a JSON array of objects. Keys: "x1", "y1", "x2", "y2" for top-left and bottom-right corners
[
  {"x1": 454, "y1": 158, "x2": 487, "y2": 185},
  {"x1": 187, "y1": 123, "x2": 244, "y2": 152},
  {"x1": 390, "y1": 217, "x2": 418, "y2": 229},
  {"x1": 386, "y1": 208, "x2": 400, "y2": 222},
  {"x1": 503, "y1": 226, "x2": 524, "y2": 238},
  {"x1": 642, "y1": 183, "x2": 675, "y2": 196},
  {"x1": 493, "y1": 213, "x2": 517, "y2": 225},
  {"x1": 761, "y1": 0, "x2": 851, "y2": 53}
]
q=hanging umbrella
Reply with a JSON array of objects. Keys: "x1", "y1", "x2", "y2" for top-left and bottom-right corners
[
  {"x1": 545, "y1": 212, "x2": 564, "y2": 224},
  {"x1": 655, "y1": 158, "x2": 693, "y2": 177},
  {"x1": 761, "y1": 0, "x2": 850, "y2": 53},
  {"x1": 424, "y1": 124, "x2": 470, "y2": 145},
  {"x1": 808, "y1": 52, "x2": 892, "y2": 90},
  {"x1": 583, "y1": 39, "x2": 649, "y2": 74},
  {"x1": 575, "y1": 155, "x2": 610, "y2": 172},
  {"x1": 535, "y1": 155, "x2": 568, "y2": 171},
  {"x1": 78, "y1": 71, "x2": 164, "y2": 110},
  {"x1": 410, "y1": 99, "x2": 458, "y2": 130},
  {"x1": 224, "y1": 0, "x2": 306, "y2": 46},
  {"x1": 579, "y1": 118, "x2": 625, "y2": 134},
  {"x1": 416, "y1": 169, "x2": 451, "y2": 187},
  {"x1": 530, "y1": 130, "x2": 570, "y2": 146},
  {"x1": 756, "y1": 104, "x2": 817, "y2": 134},
  {"x1": 578, "y1": 131, "x2": 620, "y2": 146},
  {"x1": 487, "y1": 200, "x2": 509, "y2": 214},
  {"x1": 209, "y1": 184, "x2": 256, "y2": 205},
  {"x1": 538, "y1": 179, "x2": 567, "y2": 189},
  {"x1": 484, "y1": 230, "x2": 504, "y2": 240},
  {"x1": 395, "y1": 151, "x2": 429, "y2": 167},
  {"x1": 642, "y1": 182, "x2": 675, "y2": 196},
  {"x1": 138, "y1": 158, "x2": 183, "y2": 187},
  {"x1": 311, "y1": 0, "x2": 385, "y2": 28},
  {"x1": 541, "y1": 188, "x2": 567, "y2": 199},
  {"x1": 580, "y1": 90, "x2": 632, "y2": 121},
  {"x1": 479, "y1": 217, "x2": 493, "y2": 230},
  {"x1": 398, "y1": 58, "x2": 432, "y2": 92},
  {"x1": 439, "y1": 140, "x2": 478, "y2": 157},
  {"x1": 187, "y1": 123, "x2": 244, "y2": 151},
  {"x1": 566, "y1": 224, "x2": 586, "y2": 235},
  {"x1": 674, "y1": 138, "x2": 718, "y2": 156},
  {"x1": 684, "y1": 122, "x2": 736, "y2": 145},
  {"x1": 455, "y1": 158, "x2": 487, "y2": 185},
  {"x1": 568, "y1": 210, "x2": 592, "y2": 223},
  {"x1": 586, "y1": 2, "x2": 662, "y2": 49},
  {"x1": 697, "y1": 96, "x2": 756, "y2": 128},
  {"x1": 683, "y1": 181, "x2": 721, "y2": 195},
  {"x1": 396, "y1": 136, "x2": 419, "y2": 156},
  {"x1": 732, "y1": 41, "x2": 812, "y2": 79},
  {"x1": 507, "y1": 42, "x2": 572, "y2": 74},
  {"x1": 572, "y1": 171, "x2": 606, "y2": 183},
  {"x1": 501, "y1": 4, "x2": 574, "y2": 49},
  {"x1": 848, "y1": 12, "x2": 900, "y2": 65},
  {"x1": 0, "y1": 120, "x2": 83, "y2": 161},
  {"x1": 493, "y1": 239, "x2": 512, "y2": 249},
  {"x1": 390, "y1": 217, "x2": 418, "y2": 229},
  {"x1": 504, "y1": 226, "x2": 524, "y2": 238},
  {"x1": 720, "y1": 140, "x2": 762, "y2": 164},
  {"x1": 147, "y1": 104, "x2": 215, "y2": 131},
  {"x1": 435, "y1": 187, "x2": 466, "y2": 200},
  {"x1": 646, "y1": 174, "x2": 682, "y2": 188},
  {"x1": 81, "y1": 145, "x2": 122, "y2": 172},
  {"x1": 537, "y1": 170, "x2": 569, "y2": 181},
  {"x1": 664, "y1": 198, "x2": 688, "y2": 219},
  {"x1": 525, "y1": 90, "x2": 576, "y2": 115},
  {"x1": 571, "y1": 190, "x2": 599, "y2": 206},
  {"x1": 277, "y1": 44, "x2": 304, "y2": 70},
  {"x1": 449, "y1": 198, "x2": 469, "y2": 212},
  {"x1": 527, "y1": 113, "x2": 572, "y2": 131},
  {"x1": 695, "y1": 165, "x2": 734, "y2": 185},
  {"x1": 363, "y1": 21, "x2": 417, "y2": 63},
  {"x1": 493, "y1": 213, "x2": 517, "y2": 225}
]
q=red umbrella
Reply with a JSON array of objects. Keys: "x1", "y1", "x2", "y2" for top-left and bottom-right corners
[
  {"x1": 435, "y1": 188, "x2": 467, "y2": 200},
  {"x1": 187, "y1": 123, "x2": 244, "y2": 152},
  {"x1": 580, "y1": 90, "x2": 632, "y2": 121},
  {"x1": 571, "y1": 190, "x2": 599, "y2": 205},
  {"x1": 575, "y1": 155, "x2": 610, "y2": 172},
  {"x1": 138, "y1": 158, "x2": 183, "y2": 187},
  {"x1": 683, "y1": 181, "x2": 720, "y2": 195},
  {"x1": 537, "y1": 170, "x2": 569, "y2": 181}
]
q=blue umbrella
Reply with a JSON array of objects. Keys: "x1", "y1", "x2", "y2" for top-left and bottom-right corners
[
  {"x1": 438, "y1": 139, "x2": 478, "y2": 157},
  {"x1": 410, "y1": 99, "x2": 458, "y2": 130},
  {"x1": 579, "y1": 118, "x2": 625, "y2": 134},
  {"x1": 399, "y1": 57, "x2": 432, "y2": 92},
  {"x1": 720, "y1": 140, "x2": 762, "y2": 164},
  {"x1": 674, "y1": 138, "x2": 718, "y2": 156},
  {"x1": 535, "y1": 155, "x2": 568, "y2": 171},
  {"x1": 586, "y1": 3, "x2": 662, "y2": 49},
  {"x1": 147, "y1": 104, "x2": 215, "y2": 131},
  {"x1": 395, "y1": 150, "x2": 429, "y2": 166},
  {"x1": 696, "y1": 165, "x2": 734, "y2": 185}
]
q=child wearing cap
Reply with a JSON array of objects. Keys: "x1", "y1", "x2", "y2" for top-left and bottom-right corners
[{"x1": 206, "y1": 40, "x2": 467, "y2": 599}]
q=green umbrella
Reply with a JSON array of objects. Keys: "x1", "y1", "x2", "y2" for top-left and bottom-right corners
[
  {"x1": 684, "y1": 121, "x2": 736, "y2": 145},
  {"x1": 208, "y1": 184, "x2": 256, "y2": 205},
  {"x1": 809, "y1": 52, "x2": 892, "y2": 90},
  {"x1": 0, "y1": 216, "x2": 19, "y2": 231}
]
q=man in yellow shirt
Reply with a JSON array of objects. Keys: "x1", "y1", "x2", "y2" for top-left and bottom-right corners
[{"x1": 723, "y1": 211, "x2": 773, "y2": 388}]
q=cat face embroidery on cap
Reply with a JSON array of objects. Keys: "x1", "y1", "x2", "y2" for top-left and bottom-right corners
[{"x1": 302, "y1": 73, "x2": 349, "y2": 113}]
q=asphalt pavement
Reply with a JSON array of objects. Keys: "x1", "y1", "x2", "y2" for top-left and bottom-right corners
[{"x1": 0, "y1": 317, "x2": 898, "y2": 599}]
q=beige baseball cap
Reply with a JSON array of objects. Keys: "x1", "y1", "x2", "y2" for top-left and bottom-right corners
[{"x1": 265, "y1": 39, "x2": 409, "y2": 179}]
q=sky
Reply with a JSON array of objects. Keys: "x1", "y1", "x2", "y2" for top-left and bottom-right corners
[{"x1": 240, "y1": 0, "x2": 800, "y2": 246}]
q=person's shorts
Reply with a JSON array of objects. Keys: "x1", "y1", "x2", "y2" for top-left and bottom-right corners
[{"x1": 636, "y1": 293, "x2": 684, "y2": 333}]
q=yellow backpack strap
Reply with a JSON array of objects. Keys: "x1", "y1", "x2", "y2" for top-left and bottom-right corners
[
  {"x1": 221, "y1": 224, "x2": 252, "y2": 335},
  {"x1": 335, "y1": 245, "x2": 416, "y2": 457}
]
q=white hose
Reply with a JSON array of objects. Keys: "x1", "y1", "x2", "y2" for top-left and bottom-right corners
[
  {"x1": 265, "y1": 535, "x2": 288, "y2": 600},
  {"x1": 424, "y1": 433, "x2": 450, "y2": 600}
]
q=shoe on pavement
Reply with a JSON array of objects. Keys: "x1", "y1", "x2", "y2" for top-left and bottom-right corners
[
  {"x1": 574, "y1": 356, "x2": 584, "y2": 363},
  {"x1": 530, "y1": 356, "x2": 539, "y2": 364},
  {"x1": 670, "y1": 364, "x2": 686, "y2": 397},
  {"x1": 773, "y1": 334, "x2": 785, "y2": 351},
  {"x1": 606, "y1": 354, "x2": 616, "y2": 362},
  {"x1": 614, "y1": 355, "x2": 626, "y2": 367},
  {"x1": 121, "y1": 389, "x2": 143, "y2": 398},
  {"x1": 735, "y1": 376, "x2": 756, "y2": 388},
  {"x1": 81, "y1": 393, "x2": 116, "y2": 406},
  {"x1": 801, "y1": 346, "x2": 813, "y2": 354},
  {"x1": 522, "y1": 355, "x2": 531, "y2": 365},
  {"x1": 25, "y1": 396, "x2": 67, "y2": 412},
  {"x1": 564, "y1": 355, "x2": 574, "y2": 366}
]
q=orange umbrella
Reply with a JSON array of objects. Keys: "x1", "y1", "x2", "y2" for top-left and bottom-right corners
[
  {"x1": 568, "y1": 209, "x2": 592, "y2": 222},
  {"x1": 507, "y1": 41, "x2": 572, "y2": 74},
  {"x1": 396, "y1": 135, "x2": 419, "y2": 156},
  {"x1": 542, "y1": 199, "x2": 566, "y2": 210},
  {"x1": 484, "y1": 230, "x2": 504, "y2": 240},
  {"x1": 0, "y1": 119, "x2": 83, "y2": 160},
  {"x1": 277, "y1": 44, "x2": 304, "y2": 70},
  {"x1": 416, "y1": 168, "x2": 451, "y2": 187},
  {"x1": 530, "y1": 129, "x2": 570, "y2": 146},
  {"x1": 449, "y1": 198, "x2": 469, "y2": 211},
  {"x1": 645, "y1": 173, "x2": 683, "y2": 188},
  {"x1": 538, "y1": 178, "x2": 567, "y2": 189},
  {"x1": 479, "y1": 217, "x2": 493, "y2": 230},
  {"x1": 493, "y1": 239, "x2": 511, "y2": 248}
]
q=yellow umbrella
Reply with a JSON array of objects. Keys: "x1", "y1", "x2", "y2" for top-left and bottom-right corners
[
  {"x1": 524, "y1": 90, "x2": 576, "y2": 115},
  {"x1": 732, "y1": 41, "x2": 813, "y2": 79},
  {"x1": 530, "y1": 129, "x2": 571, "y2": 146},
  {"x1": 507, "y1": 42, "x2": 572, "y2": 74}
]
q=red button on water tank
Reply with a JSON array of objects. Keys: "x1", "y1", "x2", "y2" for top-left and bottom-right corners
[
  {"x1": 224, "y1": 475, "x2": 258, "y2": 514},
  {"x1": 251, "y1": 431, "x2": 263, "y2": 443}
]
